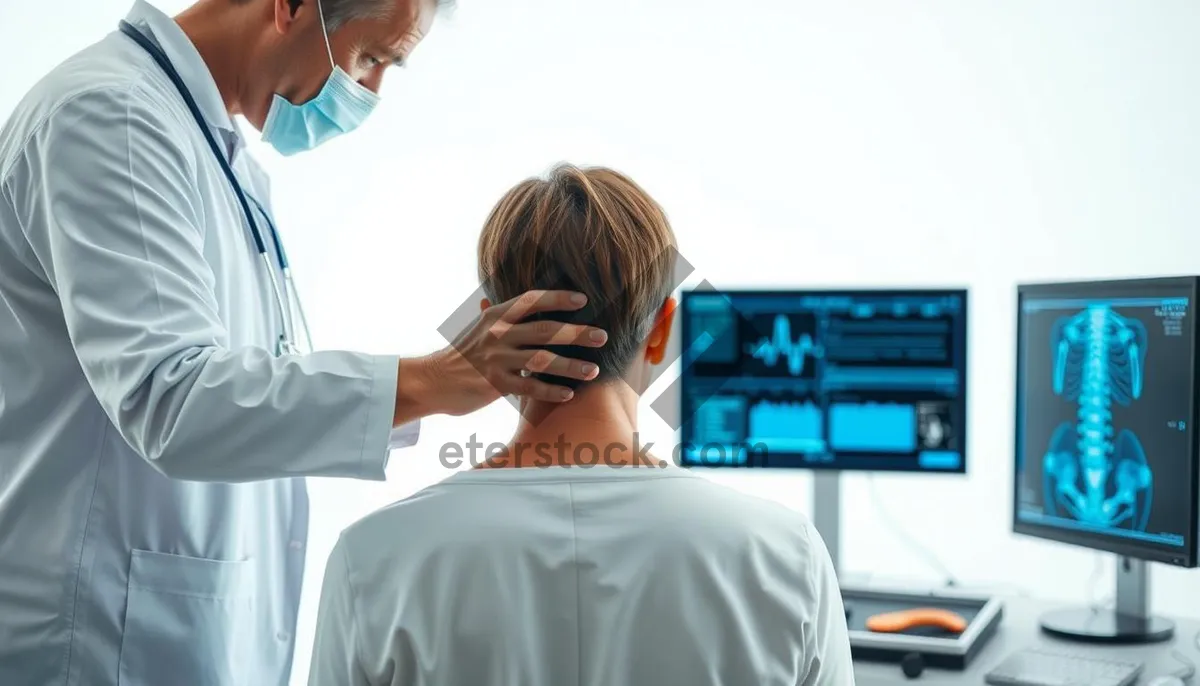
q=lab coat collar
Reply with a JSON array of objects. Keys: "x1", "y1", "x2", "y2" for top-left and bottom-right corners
[{"x1": 122, "y1": 0, "x2": 246, "y2": 160}]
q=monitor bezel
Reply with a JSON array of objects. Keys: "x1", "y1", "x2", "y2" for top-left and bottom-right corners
[
  {"x1": 676, "y1": 286, "x2": 970, "y2": 475},
  {"x1": 1010, "y1": 275, "x2": 1200, "y2": 569}
]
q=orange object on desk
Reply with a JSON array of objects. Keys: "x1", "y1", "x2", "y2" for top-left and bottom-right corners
[{"x1": 865, "y1": 608, "x2": 968, "y2": 634}]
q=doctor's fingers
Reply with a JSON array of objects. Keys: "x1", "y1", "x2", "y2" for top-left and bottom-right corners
[
  {"x1": 510, "y1": 372, "x2": 580, "y2": 403},
  {"x1": 493, "y1": 289, "x2": 590, "y2": 324},
  {"x1": 499, "y1": 348, "x2": 600, "y2": 383},
  {"x1": 487, "y1": 319, "x2": 609, "y2": 348}
]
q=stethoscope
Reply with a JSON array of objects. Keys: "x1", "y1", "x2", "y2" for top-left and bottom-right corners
[{"x1": 118, "y1": 20, "x2": 313, "y2": 356}]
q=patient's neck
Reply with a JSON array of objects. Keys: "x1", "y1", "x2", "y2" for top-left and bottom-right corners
[{"x1": 487, "y1": 382, "x2": 649, "y2": 468}]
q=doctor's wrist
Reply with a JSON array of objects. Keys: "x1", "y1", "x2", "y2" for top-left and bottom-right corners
[{"x1": 394, "y1": 354, "x2": 441, "y2": 426}]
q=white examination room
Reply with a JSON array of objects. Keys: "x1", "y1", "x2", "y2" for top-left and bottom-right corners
[{"x1": 1, "y1": 1, "x2": 1199, "y2": 685}]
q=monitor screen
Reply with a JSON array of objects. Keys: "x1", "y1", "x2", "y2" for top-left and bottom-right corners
[
  {"x1": 677, "y1": 289, "x2": 968, "y2": 472},
  {"x1": 1013, "y1": 277, "x2": 1200, "y2": 567}
]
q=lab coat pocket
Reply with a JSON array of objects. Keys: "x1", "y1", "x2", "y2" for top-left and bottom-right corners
[{"x1": 117, "y1": 549, "x2": 256, "y2": 686}]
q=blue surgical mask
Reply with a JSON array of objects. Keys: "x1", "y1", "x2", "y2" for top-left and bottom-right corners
[{"x1": 261, "y1": 0, "x2": 380, "y2": 156}]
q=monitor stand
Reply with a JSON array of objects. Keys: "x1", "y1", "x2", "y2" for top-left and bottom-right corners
[
  {"x1": 1039, "y1": 555, "x2": 1174, "y2": 644},
  {"x1": 815, "y1": 472, "x2": 866, "y2": 620},
  {"x1": 812, "y1": 471, "x2": 844, "y2": 577}
]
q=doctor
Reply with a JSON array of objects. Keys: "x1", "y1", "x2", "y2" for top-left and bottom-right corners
[{"x1": 0, "y1": 1, "x2": 607, "y2": 685}]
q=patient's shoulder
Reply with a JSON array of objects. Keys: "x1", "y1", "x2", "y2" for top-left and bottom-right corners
[
  {"x1": 332, "y1": 470, "x2": 535, "y2": 567},
  {"x1": 332, "y1": 465, "x2": 827, "y2": 580},
  {"x1": 336, "y1": 479, "x2": 463, "y2": 545},
  {"x1": 653, "y1": 473, "x2": 824, "y2": 552}
]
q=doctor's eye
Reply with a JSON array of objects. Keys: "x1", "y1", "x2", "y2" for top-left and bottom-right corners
[{"x1": 364, "y1": 54, "x2": 383, "y2": 68}]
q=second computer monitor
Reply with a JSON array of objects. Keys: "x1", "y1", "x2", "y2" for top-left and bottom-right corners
[
  {"x1": 1013, "y1": 276, "x2": 1200, "y2": 568},
  {"x1": 678, "y1": 288, "x2": 968, "y2": 471}
]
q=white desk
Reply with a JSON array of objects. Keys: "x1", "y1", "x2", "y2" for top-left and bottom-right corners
[{"x1": 852, "y1": 595, "x2": 1200, "y2": 685}]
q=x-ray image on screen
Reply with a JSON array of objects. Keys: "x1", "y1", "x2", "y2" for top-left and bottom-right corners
[
  {"x1": 1044, "y1": 306, "x2": 1152, "y2": 529},
  {"x1": 1016, "y1": 294, "x2": 1193, "y2": 551}
]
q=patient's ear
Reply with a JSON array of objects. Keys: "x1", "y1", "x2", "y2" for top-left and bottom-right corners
[
  {"x1": 480, "y1": 297, "x2": 491, "y2": 313},
  {"x1": 646, "y1": 297, "x2": 677, "y2": 365}
]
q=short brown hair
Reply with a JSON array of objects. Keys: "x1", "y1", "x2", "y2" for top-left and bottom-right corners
[{"x1": 478, "y1": 163, "x2": 678, "y2": 390}]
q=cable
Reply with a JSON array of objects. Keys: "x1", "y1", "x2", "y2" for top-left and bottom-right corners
[
  {"x1": 865, "y1": 474, "x2": 960, "y2": 587},
  {"x1": 1170, "y1": 650, "x2": 1195, "y2": 682},
  {"x1": 1160, "y1": 629, "x2": 1200, "y2": 683},
  {"x1": 1169, "y1": 636, "x2": 1197, "y2": 682},
  {"x1": 1086, "y1": 553, "x2": 1113, "y2": 611}
]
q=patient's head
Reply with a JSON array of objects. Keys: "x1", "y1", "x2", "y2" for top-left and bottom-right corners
[{"x1": 478, "y1": 163, "x2": 677, "y2": 397}]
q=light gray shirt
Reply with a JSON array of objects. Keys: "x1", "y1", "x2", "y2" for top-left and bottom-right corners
[
  {"x1": 308, "y1": 464, "x2": 854, "y2": 686},
  {"x1": 0, "y1": 2, "x2": 418, "y2": 685}
]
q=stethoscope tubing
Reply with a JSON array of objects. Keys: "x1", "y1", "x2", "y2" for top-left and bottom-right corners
[{"x1": 118, "y1": 20, "x2": 310, "y2": 353}]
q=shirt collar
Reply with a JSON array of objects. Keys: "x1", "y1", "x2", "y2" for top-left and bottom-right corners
[
  {"x1": 122, "y1": 0, "x2": 246, "y2": 159},
  {"x1": 440, "y1": 463, "x2": 694, "y2": 485}
]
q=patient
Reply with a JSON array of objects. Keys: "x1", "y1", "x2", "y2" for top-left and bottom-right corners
[{"x1": 307, "y1": 163, "x2": 853, "y2": 686}]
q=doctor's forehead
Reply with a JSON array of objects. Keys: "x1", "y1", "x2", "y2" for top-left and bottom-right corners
[{"x1": 358, "y1": 0, "x2": 440, "y2": 54}]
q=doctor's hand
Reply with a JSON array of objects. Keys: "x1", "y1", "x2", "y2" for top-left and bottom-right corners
[{"x1": 395, "y1": 290, "x2": 608, "y2": 421}]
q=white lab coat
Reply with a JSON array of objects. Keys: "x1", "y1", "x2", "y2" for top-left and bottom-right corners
[
  {"x1": 308, "y1": 464, "x2": 854, "y2": 686},
  {"x1": 0, "y1": 2, "x2": 418, "y2": 685}
]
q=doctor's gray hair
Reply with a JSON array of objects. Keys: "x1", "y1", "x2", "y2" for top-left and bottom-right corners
[
  {"x1": 234, "y1": 0, "x2": 455, "y2": 33},
  {"x1": 317, "y1": 0, "x2": 456, "y2": 32}
]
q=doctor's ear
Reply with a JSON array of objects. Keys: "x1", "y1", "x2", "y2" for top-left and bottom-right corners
[
  {"x1": 273, "y1": 0, "x2": 305, "y2": 31},
  {"x1": 645, "y1": 297, "x2": 677, "y2": 365}
]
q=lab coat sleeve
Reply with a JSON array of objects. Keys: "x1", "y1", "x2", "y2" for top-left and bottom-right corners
[
  {"x1": 390, "y1": 421, "x2": 421, "y2": 451},
  {"x1": 799, "y1": 522, "x2": 855, "y2": 686},
  {"x1": 11, "y1": 84, "x2": 413, "y2": 482},
  {"x1": 308, "y1": 536, "x2": 375, "y2": 686}
]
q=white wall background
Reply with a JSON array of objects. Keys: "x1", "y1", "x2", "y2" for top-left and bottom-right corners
[{"x1": 3, "y1": 0, "x2": 1199, "y2": 682}]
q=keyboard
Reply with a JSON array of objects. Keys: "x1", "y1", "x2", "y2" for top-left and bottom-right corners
[{"x1": 983, "y1": 647, "x2": 1143, "y2": 686}]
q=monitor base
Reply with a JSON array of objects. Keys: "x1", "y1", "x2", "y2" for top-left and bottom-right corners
[{"x1": 1039, "y1": 607, "x2": 1175, "y2": 644}]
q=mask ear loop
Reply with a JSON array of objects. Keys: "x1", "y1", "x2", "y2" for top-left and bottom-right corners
[{"x1": 314, "y1": 0, "x2": 337, "y2": 70}]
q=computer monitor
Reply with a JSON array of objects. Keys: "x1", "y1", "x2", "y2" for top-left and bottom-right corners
[
  {"x1": 1013, "y1": 276, "x2": 1200, "y2": 644},
  {"x1": 676, "y1": 288, "x2": 969, "y2": 572}
]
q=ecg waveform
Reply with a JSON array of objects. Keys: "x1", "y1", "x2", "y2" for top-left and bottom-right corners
[{"x1": 748, "y1": 314, "x2": 817, "y2": 376}]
